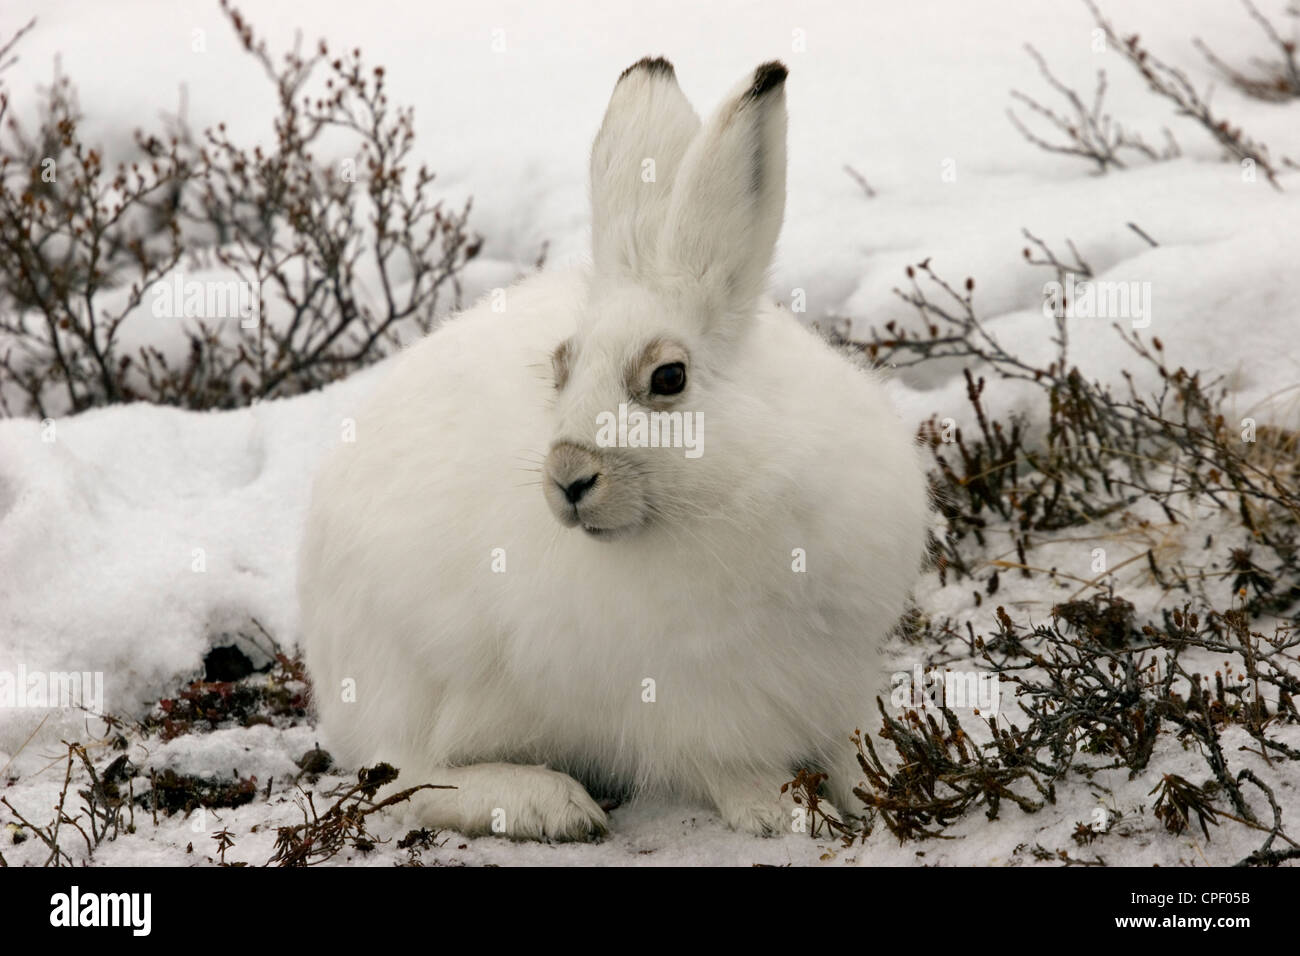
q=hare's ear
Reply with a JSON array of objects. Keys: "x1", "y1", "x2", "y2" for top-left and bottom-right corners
[
  {"x1": 590, "y1": 57, "x2": 701, "y2": 280},
  {"x1": 657, "y1": 62, "x2": 787, "y2": 333}
]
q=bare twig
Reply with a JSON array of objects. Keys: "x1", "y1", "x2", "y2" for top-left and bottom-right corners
[
  {"x1": 1195, "y1": 0, "x2": 1300, "y2": 102},
  {"x1": 843, "y1": 163, "x2": 877, "y2": 198},
  {"x1": 1008, "y1": 43, "x2": 1178, "y2": 173}
]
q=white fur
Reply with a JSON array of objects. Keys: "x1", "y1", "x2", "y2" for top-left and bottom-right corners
[{"x1": 298, "y1": 60, "x2": 930, "y2": 840}]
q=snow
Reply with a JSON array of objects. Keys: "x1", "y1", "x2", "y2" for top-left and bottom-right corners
[{"x1": 1, "y1": 0, "x2": 1298, "y2": 865}]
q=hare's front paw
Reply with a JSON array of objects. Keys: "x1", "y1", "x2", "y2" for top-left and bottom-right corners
[
  {"x1": 711, "y1": 772, "x2": 845, "y2": 837},
  {"x1": 459, "y1": 764, "x2": 608, "y2": 842},
  {"x1": 717, "y1": 794, "x2": 790, "y2": 836},
  {"x1": 709, "y1": 773, "x2": 796, "y2": 837}
]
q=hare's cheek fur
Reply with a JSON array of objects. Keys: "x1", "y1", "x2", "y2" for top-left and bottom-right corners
[{"x1": 297, "y1": 58, "x2": 932, "y2": 841}]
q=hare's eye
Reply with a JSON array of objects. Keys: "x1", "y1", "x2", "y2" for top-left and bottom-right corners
[{"x1": 650, "y1": 362, "x2": 686, "y2": 396}]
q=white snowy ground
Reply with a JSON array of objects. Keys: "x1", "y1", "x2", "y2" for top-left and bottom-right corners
[{"x1": 1, "y1": 0, "x2": 1299, "y2": 865}]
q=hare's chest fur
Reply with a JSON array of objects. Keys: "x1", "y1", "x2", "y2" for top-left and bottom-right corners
[{"x1": 438, "y1": 563, "x2": 881, "y2": 792}]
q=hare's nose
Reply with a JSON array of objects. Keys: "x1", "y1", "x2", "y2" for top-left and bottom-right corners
[
  {"x1": 561, "y1": 473, "x2": 599, "y2": 505},
  {"x1": 543, "y1": 441, "x2": 605, "y2": 523}
]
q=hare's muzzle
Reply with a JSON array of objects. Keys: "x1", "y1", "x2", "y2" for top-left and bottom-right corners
[
  {"x1": 542, "y1": 441, "x2": 646, "y2": 538},
  {"x1": 543, "y1": 441, "x2": 601, "y2": 527}
]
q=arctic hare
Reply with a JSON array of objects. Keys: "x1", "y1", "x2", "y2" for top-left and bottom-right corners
[{"x1": 298, "y1": 57, "x2": 930, "y2": 840}]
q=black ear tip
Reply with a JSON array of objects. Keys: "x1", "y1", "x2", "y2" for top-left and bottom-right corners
[
  {"x1": 618, "y1": 56, "x2": 676, "y2": 83},
  {"x1": 749, "y1": 61, "x2": 788, "y2": 98}
]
